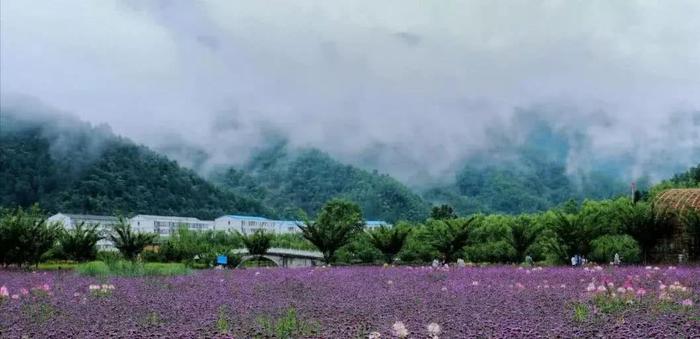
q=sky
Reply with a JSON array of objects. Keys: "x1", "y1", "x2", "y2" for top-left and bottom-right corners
[{"x1": 2, "y1": 1, "x2": 699, "y2": 184}]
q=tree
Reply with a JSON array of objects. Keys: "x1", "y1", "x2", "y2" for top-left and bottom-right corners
[
  {"x1": 368, "y1": 225, "x2": 412, "y2": 263},
  {"x1": 509, "y1": 216, "x2": 542, "y2": 262},
  {"x1": 297, "y1": 199, "x2": 364, "y2": 264},
  {"x1": 680, "y1": 209, "x2": 700, "y2": 261},
  {"x1": 240, "y1": 229, "x2": 273, "y2": 265},
  {"x1": 589, "y1": 234, "x2": 641, "y2": 264},
  {"x1": 546, "y1": 211, "x2": 595, "y2": 261},
  {"x1": 59, "y1": 222, "x2": 101, "y2": 262},
  {"x1": 426, "y1": 217, "x2": 476, "y2": 263},
  {"x1": 430, "y1": 204, "x2": 457, "y2": 220},
  {"x1": 0, "y1": 205, "x2": 61, "y2": 267},
  {"x1": 109, "y1": 217, "x2": 157, "y2": 261},
  {"x1": 616, "y1": 202, "x2": 675, "y2": 263}
]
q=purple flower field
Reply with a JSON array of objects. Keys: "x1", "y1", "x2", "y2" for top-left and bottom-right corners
[{"x1": 1, "y1": 266, "x2": 699, "y2": 338}]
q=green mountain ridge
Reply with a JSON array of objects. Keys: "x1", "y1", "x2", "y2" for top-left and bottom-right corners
[
  {"x1": 0, "y1": 111, "x2": 271, "y2": 219},
  {"x1": 2, "y1": 107, "x2": 637, "y2": 221}
]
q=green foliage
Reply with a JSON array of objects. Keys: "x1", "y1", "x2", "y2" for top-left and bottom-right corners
[
  {"x1": 430, "y1": 204, "x2": 457, "y2": 220},
  {"x1": 240, "y1": 229, "x2": 273, "y2": 257},
  {"x1": 399, "y1": 223, "x2": 438, "y2": 263},
  {"x1": 216, "y1": 305, "x2": 230, "y2": 333},
  {"x1": 508, "y1": 215, "x2": 543, "y2": 262},
  {"x1": 367, "y1": 225, "x2": 411, "y2": 263},
  {"x1": 76, "y1": 260, "x2": 190, "y2": 277},
  {"x1": 0, "y1": 205, "x2": 61, "y2": 267},
  {"x1": 335, "y1": 232, "x2": 383, "y2": 264},
  {"x1": 0, "y1": 113, "x2": 272, "y2": 220},
  {"x1": 465, "y1": 240, "x2": 517, "y2": 263},
  {"x1": 298, "y1": 199, "x2": 364, "y2": 264},
  {"x1": 589, "y1": 234, "x2": 641, "y2": 264},
  {"x1": 257, "y1": 308, "x2": 318, "y2": 339},
  {"x1": 58, "y1": 222, "x2": 101, "y2": 261},
  {"x1": 270, "y1": 233, "x2": 316, "y2": 251},
  {"x1": 212, "y1": 147, "x2": 430, "y2": 222},
  {"x1": 109, "y1": 218, "x2": 157, "y2": 261},
  {"x1": 615, "y1": 202, "x2": 675, "y2": 263},
  {"x1": 680, "y1": 209, "x2": 700, "y2": 261},
  {"x1": 426, "y1": 217, "x2": 476, "y2": 263},
  {"x1": 160, "y1": 228, "x2": 241, "y2": 267},
  {"x1": 571, "y1": 302, "x2": 590, "y2": 323}
]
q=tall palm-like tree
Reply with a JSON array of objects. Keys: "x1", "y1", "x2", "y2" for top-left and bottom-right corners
[
  {"x1": 60, "y1": 222, "x2": 101, "y2": 262},
  {"x1": 297, "y1": 199, "x2": 364, "y2": 264},
  {"x1": 109, "y1": 217, "x2": 157, "y2": 261},
  {"x1": 239, "y1": 229, "x2": 273, "y2": 265},
  {"x1": 427, "y1": 217, "x2": 476, "y2": 263},
  {"x1": 509, "y1": 217, "x2": 541, "y2": 263},
  {"x1": 368, "y1": 225, "x2": 411, "y2": 263}
]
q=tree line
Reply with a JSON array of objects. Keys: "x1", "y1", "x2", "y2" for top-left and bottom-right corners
[{"x1": 2, "y1": 194, "x2": 699, "y2": 268}]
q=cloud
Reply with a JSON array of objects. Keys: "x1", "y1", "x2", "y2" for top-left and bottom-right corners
[{"x1": 2, "y1": 0, "x2": 699, "y2": 184}]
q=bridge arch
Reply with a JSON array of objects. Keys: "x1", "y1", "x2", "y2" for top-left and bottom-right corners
[{"x1": 237, "y1": 255, "x2": 281, "y2": 268}]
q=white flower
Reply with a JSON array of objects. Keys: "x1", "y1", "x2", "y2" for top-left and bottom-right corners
[
  {"x1": 441, "y1": 286, "x2": 448, "y2": 292},
  {"x1": 89, "y1": 285, "x2": 100, "y2": 290},
  {"x1": 586, "y1": 282, "x2": 596, "y2": 292},
  {"x1": 597, "y1": 285, "x2": 607, "y2": 293},
  {"x1": 471, "y1": 281, "x2": 479, "y2": 286},
  {"x1": 387, "y1": 280, "x2": 394, "y2": 285},
  {"x1": 368, "y1": 331, "x2": 382, "y2": 339},
  {"x1": 427, "y1": 322, "x2": 442, "y2": 336},
  {"x1": 392, "y1": 321, "x2": 409, "y2": 338}
]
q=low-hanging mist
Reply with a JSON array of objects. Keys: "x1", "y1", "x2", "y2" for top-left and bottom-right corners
[{"x1": 2, "y1": 1, "x2": 699, "y2": 186}]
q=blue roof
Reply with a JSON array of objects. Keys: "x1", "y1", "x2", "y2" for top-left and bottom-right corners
[{"x1": 224, "y1": 215, "x2": 270, "y2": 221}]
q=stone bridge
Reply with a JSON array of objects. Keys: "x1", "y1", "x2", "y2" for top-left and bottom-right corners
[{"x1": 231, "y1": 247, "x2": 323, "y2": 268}]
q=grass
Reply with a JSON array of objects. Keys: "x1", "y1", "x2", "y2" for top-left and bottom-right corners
[
  {"x1": 256, "y1": 308, "x2": 319, "y2": 338},
  {"x1": 216, "y1": 305, "x2": 230, "y2": 333},
  {"x1": 76, "y1": 260, "x2": 191, "y2": 277},
  {"x1": 571, "y1": 302, "x2": 590, "y2": 323},
  {"x1": 37, "y1": 261, "x2": 79, "y2": 270}
]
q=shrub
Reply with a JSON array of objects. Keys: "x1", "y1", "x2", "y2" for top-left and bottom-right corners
[
  {"x1": 59, "y1": 222, "x2": 101, "y2": 262},
  {"x1": 589, "y1": 234, "x2": 641, "y2": 264},
  {"x1": 465, "y1": 240, "x2": 517, "y2": 263}
]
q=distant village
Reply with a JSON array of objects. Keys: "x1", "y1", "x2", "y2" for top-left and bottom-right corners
[{"x1": 48, "y1": 213, "x2": 390, "y2": 251}]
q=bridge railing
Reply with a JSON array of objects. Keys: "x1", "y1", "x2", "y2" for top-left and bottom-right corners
[{"x1": 231, "y1": 247, "x2": 323, "y2": 259}]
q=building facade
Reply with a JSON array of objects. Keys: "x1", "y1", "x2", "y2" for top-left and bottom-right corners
[
  {"x1": 47, "y1": 213, "x2": 121, "y2": 251},
  {"x1": 214, "y1": 215, "x2": 302, "y2": 235},
  {"x1": 129, "y1": 215, "x2": 214, "y2": 236}
]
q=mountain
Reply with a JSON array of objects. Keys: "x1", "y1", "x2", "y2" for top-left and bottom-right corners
[
  {"x1": 210, "y1": 143, "x2": 431, "y2": 222},
  {"x1": 0, "y1": 107, "x2": 271, "y2": 220}
]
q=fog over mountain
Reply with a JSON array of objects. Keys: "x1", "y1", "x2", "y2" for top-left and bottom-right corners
[{"x1": 2, "y1": 1, "x2": 699, "y2": 186}]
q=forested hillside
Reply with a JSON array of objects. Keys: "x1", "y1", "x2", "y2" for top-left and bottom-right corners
[
  {"x1": 211, "y1": 144, "x2": 432, "y2": 222},
  {"x1": 0, "y1": 111, "x2": 271, "y2": 219},
  {"x1": 423, "y1": 153, "x2": 628, "y2": 216}
]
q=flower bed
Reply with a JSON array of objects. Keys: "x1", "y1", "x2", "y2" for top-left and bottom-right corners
[{"x1": 1, "y1": 266, "x2": 698, "y2": 337}]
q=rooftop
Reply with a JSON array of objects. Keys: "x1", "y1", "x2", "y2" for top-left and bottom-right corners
[
  {"x1": 656, "y1": 189, "x2": 700, "y2": 211},
  {"x1": 131, "y1": 215, "x2": 203, "y2": 222},
  {"x1": 54, "y1": 214, "x2": 120, "y2": 222}
]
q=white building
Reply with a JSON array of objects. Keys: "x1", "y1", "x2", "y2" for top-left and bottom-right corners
[
  {"x1": 47, "y1": 213, "x2": 121, "y2": 251},
  {"x1": 365, "y1": 221, "x2": 392, "y2": 230},
  {"x1": 130, "y1": 215, "x2": 214, "y2": 237},
  {"x1": 214, "y1": 215, "x2": 301, "y2": 235}
]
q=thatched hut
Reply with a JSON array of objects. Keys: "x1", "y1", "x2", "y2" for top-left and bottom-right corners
[{"x1": 654, "y1": 188, "x2": 700, "y2": 262}]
